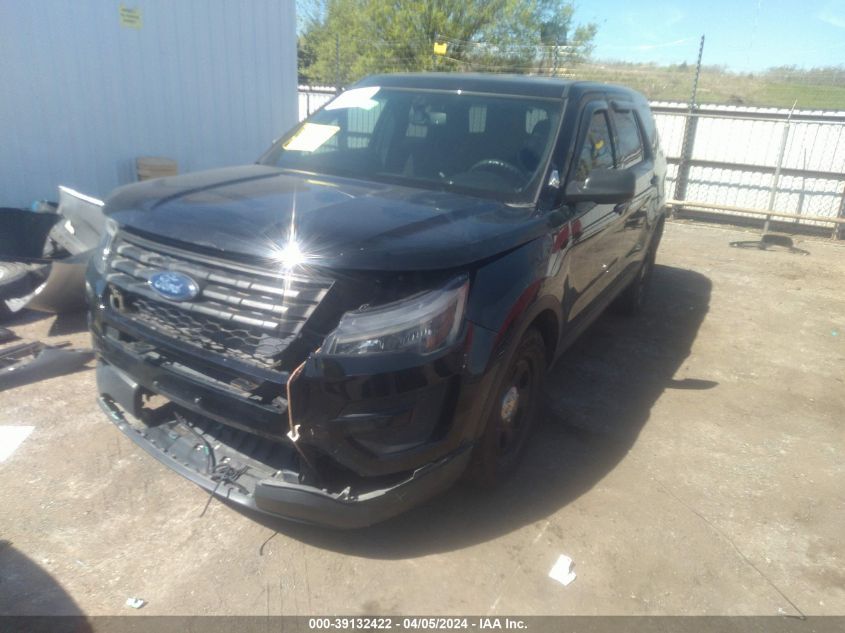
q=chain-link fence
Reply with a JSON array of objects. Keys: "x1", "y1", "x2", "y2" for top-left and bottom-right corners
[
  {"x1": 653, "y1": 104, "x2": 845, "y2": 237},
  {"x1": 298, "y1": 86, "x2": 845, "y2": 238}
]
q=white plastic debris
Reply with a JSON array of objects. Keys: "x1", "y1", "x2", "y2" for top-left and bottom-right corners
[
  {"x1": 125, "y1": 597, "x2": 146, "y2": 609},
  {"x1": 0, "y1": 426, "x2": 35, "y2": 463},
  {"x1": 549, "y1": 554, "x2": 577, "y2": 586}
]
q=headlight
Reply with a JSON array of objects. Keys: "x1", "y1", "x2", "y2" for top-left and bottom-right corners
[
  {"x1": 92, "y1": 218, "x2": 119, "y2": 275},
  {"x1": 323, "y1": 276, "x2": 469, "y2": 356}
]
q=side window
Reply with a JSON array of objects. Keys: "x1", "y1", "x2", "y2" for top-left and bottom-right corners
[
  {"x1": 614, "y1": 110, "x2": 644, "y2": 167},
  {"x1": 637, "y1": 106, "x2": 658, "y2": 152},
  {"x1": 406, "y1": 121, "x2": 428, "y2": 138},
  {"x1": 469, "y1": 105, "x2": 486, "y2": 133},
  {"x1": 573, "y1": 111, "x2": 615, "y2": 183},
  {"x1": 525, "y1": 107, "x2": 548, "y2": 134},
  {"x1": 346, "y1": 101, "x2": 385, "y2": 148},
  {"x1": 405, "y1": 103, "x2": 447, "y2": 138}
]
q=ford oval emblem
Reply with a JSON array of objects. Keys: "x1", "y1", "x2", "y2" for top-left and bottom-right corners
[{"x1": 148, "y1": 271, "x2": 200, "y2": 302}]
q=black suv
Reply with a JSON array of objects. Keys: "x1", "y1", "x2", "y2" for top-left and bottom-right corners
[{"x1": 88, "y1": 73, "x2": 666, "y2": 528}]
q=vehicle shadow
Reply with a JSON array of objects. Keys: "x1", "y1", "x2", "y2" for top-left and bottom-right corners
[
  {"x1": 0, "y1": 540, "x2": 92, "y2": 631},
  {"x1": 245, "y1": 264, "x2": 712, "y2": 557}
]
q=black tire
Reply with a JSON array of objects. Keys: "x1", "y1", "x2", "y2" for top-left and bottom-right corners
[
  {"x1": 467, "y1": 327, "x2": 547, "y2": 487},
  {"x1": 612, "y1": 221, "x2": 663, "y2": 316}
]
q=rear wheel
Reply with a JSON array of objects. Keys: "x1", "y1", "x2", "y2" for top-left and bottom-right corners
[{"x1": 467, "y1": 328, "x2": 546, "y2": 486}]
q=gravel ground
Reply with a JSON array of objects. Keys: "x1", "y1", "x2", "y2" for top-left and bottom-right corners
[{"x1": 0, "y1": 220, "x2": 843, "y2": 617}]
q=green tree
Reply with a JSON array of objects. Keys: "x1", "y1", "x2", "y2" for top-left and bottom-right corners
[
  {"x1": 298, "y1": 0, "x2": 597, "y2": 85},
  {"x1": 537, "y1": 8, "x2": 597, "y2": 73},
  {"x1": 297, "y1": 36, "x2": 317, "y2": 84}
]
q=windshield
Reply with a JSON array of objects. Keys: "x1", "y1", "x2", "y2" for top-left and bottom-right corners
[{"x1": 260, "y1": 87, "x2": 562, "y2": 204}]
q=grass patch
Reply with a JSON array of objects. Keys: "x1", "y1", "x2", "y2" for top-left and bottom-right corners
[{"x1": 568, "y1": 63, "x2": 845, "y2": 110}]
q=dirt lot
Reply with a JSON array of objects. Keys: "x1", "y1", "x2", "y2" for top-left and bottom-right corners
[{"x1": 0, "y1": 221, "x2": 843, "y2": 617}]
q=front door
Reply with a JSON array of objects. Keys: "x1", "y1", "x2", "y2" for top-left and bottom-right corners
[{"x1": 563, "y1": 103, "x2": 625, "y2": 322}]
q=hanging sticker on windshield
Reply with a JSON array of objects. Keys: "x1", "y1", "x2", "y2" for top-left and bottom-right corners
[
  {"x1": 283, "y1": 123, "x2": 340, "y2": 152},
  {"x1": 325, "y1": 86, "x2": 381, "y2": 111}
]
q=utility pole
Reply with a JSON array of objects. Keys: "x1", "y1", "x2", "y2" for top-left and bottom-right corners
[
  {"x1": 334, "y1": 33, "x2": 340, "y2": 93},
  {"x1": 763, "y1": 103, "x2": 795, "y2": 235},
  {"x1": 675, "y1": 34, "x2": 705, "y2": 203},
  {"x1": 689, "y1": 34, "x2": 705, "y2": 109}
]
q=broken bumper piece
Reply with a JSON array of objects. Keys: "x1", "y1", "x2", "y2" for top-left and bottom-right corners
[{"x1": 96, "y1": 376, "x2": 471, "y2": 529}]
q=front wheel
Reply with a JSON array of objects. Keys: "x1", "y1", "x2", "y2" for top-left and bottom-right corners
[{"x1": 467, "y1": 328, "x2": 547, "y2": 487}]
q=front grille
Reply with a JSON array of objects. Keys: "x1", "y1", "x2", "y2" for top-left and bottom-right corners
[
  {"x1": 129, "y1": 296, "x2": 286, "y2": 368},
  {"x1": 105, "y1": 232, "x2": 332, "y2": 370}
]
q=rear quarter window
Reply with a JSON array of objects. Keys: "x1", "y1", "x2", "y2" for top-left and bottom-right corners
[
  {"x1": 637, "y1": 105, "x2": 659, "y2": 151},
  {"x1": 614, "y1": 110, "x2": 644, "y2": 167}
]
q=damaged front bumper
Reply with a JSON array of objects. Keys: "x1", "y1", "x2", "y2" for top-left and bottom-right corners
[
  {"x1": 96, "y1": 360, "x2": 472, "y2": 528},
  {"x1": 86, "y1": 236, "x2": 499, "y2": 527}
]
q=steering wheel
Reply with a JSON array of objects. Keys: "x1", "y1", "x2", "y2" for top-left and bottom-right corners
[{"x1": 469, "y1": 159, "x2": 525, "y2": 181}]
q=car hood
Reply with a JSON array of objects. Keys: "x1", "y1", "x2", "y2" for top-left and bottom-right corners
[{"x1": 104, "y1": 165, "x2": 547, "y2": 271}]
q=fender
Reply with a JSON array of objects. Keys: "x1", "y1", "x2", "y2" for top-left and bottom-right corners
[
  {"x1": 461, "y1": 292, "x2": 564, "y2": 443},
  {"x1": 466, "y1": 235, "x2": 564, "y2": 371},
  {"x1": 460, "y1": 236, "x2": 567, "y2": 442}
]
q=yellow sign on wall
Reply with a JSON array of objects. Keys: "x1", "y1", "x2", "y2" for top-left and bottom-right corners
[{"x1": 119, "y1": 5, "x2": 143, "y2": 29}]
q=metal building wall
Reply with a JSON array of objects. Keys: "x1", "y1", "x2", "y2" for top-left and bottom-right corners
[{"x1": 0, "y1": 0, "x2": 297, "y2": 207}]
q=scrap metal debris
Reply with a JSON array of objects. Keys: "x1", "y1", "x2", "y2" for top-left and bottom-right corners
[
  {"x1": 0, "y1": 187, "x2": 105, "y2": 317},
  {"x1": 0, "y1": 341, "x2": 94, "y2": 391},
  {"x1": 548, "y1": 554, "x2": 577, "y2": 586}
]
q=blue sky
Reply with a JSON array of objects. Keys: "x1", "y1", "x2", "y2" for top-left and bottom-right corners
[{"x1": 573, "y1": 0, "x2": 845, "y2": 70}]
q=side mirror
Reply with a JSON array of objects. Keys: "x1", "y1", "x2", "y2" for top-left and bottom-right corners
[{"x1": 566, "y1": 168, "x2": 636, "y2": 204}]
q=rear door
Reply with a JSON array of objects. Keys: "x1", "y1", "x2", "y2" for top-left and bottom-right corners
[{"x1": 609, "y1": 102, "x2": 657, "y2": 277}]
